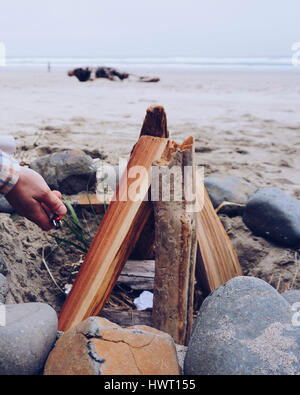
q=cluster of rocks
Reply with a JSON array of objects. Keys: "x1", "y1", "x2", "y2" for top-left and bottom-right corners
[
  {"x1": 204, "y1": 174, "x2": 300, "y2": 248},
  {"x1": 0, "y1": 276, "x2": 180, "y2": 374},
  {"x1": 1, "y1": 276, "x2": 299, "y2": 374}
]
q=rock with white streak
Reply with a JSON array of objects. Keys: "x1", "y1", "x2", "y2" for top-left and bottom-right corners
[{"x1": 184, "y1": 276, "x2": 300, "y2": 375}]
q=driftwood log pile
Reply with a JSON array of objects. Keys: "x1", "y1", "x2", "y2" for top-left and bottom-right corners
[
  {"x1": 58, "y1": 105, "x2": 242, "y2": 345},
  {"x1": 68, "y1": 67, "x2": 160, "y2": 83}
]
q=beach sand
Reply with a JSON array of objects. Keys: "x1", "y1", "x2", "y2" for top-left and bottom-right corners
[
  {"x1": 1, "y1": 68, "x2": 300, "y2": 195},
  {"x1": 0, "y1": 67, "x2": 300, "y2": 311}
]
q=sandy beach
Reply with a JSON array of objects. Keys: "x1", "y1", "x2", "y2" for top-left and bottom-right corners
[
  {"x1": 0, "y1": 66, "x2": 300, "y2": 310},
  {"x1": 1, "y1": 67, "x2": 300, "y2": 197}
]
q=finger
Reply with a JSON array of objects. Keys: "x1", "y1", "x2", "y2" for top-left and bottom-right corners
[
  {"x1": 37, "y1": 190, "x2": 67, "y2": 216},
  {"x1": 53, "y1": 190, "x2": 62, "y2": 200},
  {"x1": 41, "y1": 190, "x2": 63, "y2": 218},
  {"x1": 27, "y1": 203, "x2": 53, "y2": 231},
  {"x1": 41, "y1": 202, "x2": 52, "y2": 218}
]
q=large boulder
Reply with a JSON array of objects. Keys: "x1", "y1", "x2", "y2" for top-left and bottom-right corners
[
  {"x1": 44, "y1": 317, "x2": 180, "y2": 375},
  {"x1": 204, "y1": 174, "x2": 256, "y2": 208},
  {"x1": 243, "y1": 188, "x2": 300, "y2": 247},
  {"x1": 29, "y1": 150, "x2": 97, "y2": 195},
  {"x1": 0, "y1": 303, "x2": 58, "y2": 375},
  {"x1": 184, "y1": 276, "x2": 300, "y2": 375}
]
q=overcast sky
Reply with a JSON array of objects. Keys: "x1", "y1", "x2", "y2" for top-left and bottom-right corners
[{"x1": 0, "y1": 0, "x2": 299, "y2": 58}]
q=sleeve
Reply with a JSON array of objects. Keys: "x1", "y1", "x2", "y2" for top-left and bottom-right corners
[{"x1": 0, "y1": 150, "x2": 20, "y2": 196}]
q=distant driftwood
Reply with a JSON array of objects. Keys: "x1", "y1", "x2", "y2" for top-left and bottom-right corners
[{"x1": 68, "y1": 66, "x2": 160, "y2": 83}]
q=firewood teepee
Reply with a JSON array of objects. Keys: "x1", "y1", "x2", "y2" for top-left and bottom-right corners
[{"x1": 58, "y1": 104, "x2": 242, "y2": 336}]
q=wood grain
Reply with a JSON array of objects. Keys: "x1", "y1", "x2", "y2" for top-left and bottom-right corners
[
  {"x1": 152, "y1": 137, "x2": 197, "y2": 345},
  {"x1": 195, "y1": 171, "x2": 242, "y2": 296}
]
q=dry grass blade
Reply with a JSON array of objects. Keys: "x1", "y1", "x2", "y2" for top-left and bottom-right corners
[
  {"x1": 41, "y1": 246, "x2": 65, "y2": 294},
  {"x1": 290, "y1": 252, "x2": 300, "y2": 290}
]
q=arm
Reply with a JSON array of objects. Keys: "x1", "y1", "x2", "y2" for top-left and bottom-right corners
[
  {"x1": 0, "y1": 150, "x2": 67, "y2": 231},
  {"x1": 0, "y1": 150, "x2": 20, "y2": 196}
]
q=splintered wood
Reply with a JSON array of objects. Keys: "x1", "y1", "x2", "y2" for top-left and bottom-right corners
[
  {"x1": 58, "y1": 135, "x2": 168, "y2": 331},
  {"x1": 195, "y1": 171, "x2": 242, "y2": 295}
]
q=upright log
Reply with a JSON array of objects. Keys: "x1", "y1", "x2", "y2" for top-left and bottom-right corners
[
  {"x1": 152, "y1": 137, "x2": 197, "y2": 346},
  {"x1": 58, "y1": 136, "x2": 168, "y2": 331}
]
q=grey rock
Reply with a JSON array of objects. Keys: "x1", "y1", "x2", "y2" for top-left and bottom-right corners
[
  {"x1": 0, "y1": 256, "x2": 8, "y2": 276},
  {"x1": 282, "y1": 290, "x2": 300, "y2": 306},
  {"x1": 0, "y1": 198, "x2": 14, "y2": 214},
  {"x1": 204, "y1": 174, "x2": 256, "y2": 209},
  {"x1": 184, "y1": 276, "x2": 300, "y2": 375},
  {"x1": 98, "y1": 163, "x2": 120, "y2": 192},
  {"x1": 243, "y1": 188, "x2": 300, "y2": 247},
  {"x1": 0, "y1": 274, "x2": 9, "y2": 304},
  {"x1": 30, "y1": 150, "x2": 97, "y2": 195},
  {"x1": 0, "y1": 303, "x2": 58, "y2": 375}
]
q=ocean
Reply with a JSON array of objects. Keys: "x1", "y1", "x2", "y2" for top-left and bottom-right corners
[{"x1": 2, "y1": 56, "x2": 298, "y2": 72}]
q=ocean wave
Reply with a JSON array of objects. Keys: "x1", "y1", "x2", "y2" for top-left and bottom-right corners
[{"x1": 3, "y1": 56, "x2": 295, "y2": 70}]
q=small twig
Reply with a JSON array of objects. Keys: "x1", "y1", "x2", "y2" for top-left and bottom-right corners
[
  {"x1": 41, "y1": 246, "x2": 65, "y2": 294},
  {"x1": 269, "y1": 273, "x2": 274, "y2": 286},
  {"x1": 290, "y1": 252, "x2": 300, "y2": 290},
  {"x1": 276, "y1": 274, "x2": 282, "y2": 292},
  {"x1": 215, "y1": 201, "x2": 245, "y2": 214}
]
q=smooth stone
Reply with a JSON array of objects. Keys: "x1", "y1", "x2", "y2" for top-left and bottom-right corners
[
  {"x1": 29, "y1": 150, "x2": 97, "y2": 195},
  {"x1": 0, "y1": 303, "x2": 58, "y2": 375},
  {"x1": 204, "y1": 174, "x2": 257, "y2": 208},
  {"x1": 243, "y1": 188, "x2": 300, "y2": 247},
  {"x1": 0, "y1": 274, "x2": 9, "y2": 304},
  {"x1": 282, "y1": 290, "x2": 300, "y2": 306},
  {"x1": 184, "y1": 276, "x2": 300, "y2": 375},
  {"x1": 0, "y1": 198, "x2": 14, "y2": 214}
]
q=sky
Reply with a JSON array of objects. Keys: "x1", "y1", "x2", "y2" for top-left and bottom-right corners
[{"x1": 0, "y1": 0, "x2": 299, "y2": 58}]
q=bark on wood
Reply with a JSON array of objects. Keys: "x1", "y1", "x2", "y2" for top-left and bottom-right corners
[
  {"x1": 58, "y1": 136, "x2": 168, "y2": 331},
  {"x1": 152, "y1": 137, "x2": 197, "y2": 346},
  {"x1": 118, "y1": 260, "x2": 155, "y2": 290},
  {"x1": 139, "y1": 105, "x2": 169, "y2": 138},
  {"x1": 195, "y1": 172, "x2": 242, "y2": 296}
]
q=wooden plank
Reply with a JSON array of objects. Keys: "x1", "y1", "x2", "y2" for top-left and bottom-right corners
[
  {"x1": 195, "y1": 171, "x2": 242, "y2": 296},
  {"x1": 118, "y1": 260, "x2": 155, "y2": 290},
  {"x1": 152, "y1": 137, "x2": 197, "y2": 346},
  {"x1": 58, "y1": 135, "x2": 168, "y2": 331},
  {"x1": 100, "y1": 308, "x2": 152, "y2": 327},
  {"x1": 130, "y1": 105, "x2": 169, "y2": 259},
  {"x1": 72, "y1": 194, "x2": 112, "y2": 213}
]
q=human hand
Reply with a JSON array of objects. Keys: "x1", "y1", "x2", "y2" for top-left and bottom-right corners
[{"x1": 6, "y1": 167, "x2": 67, "y2": 231}]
